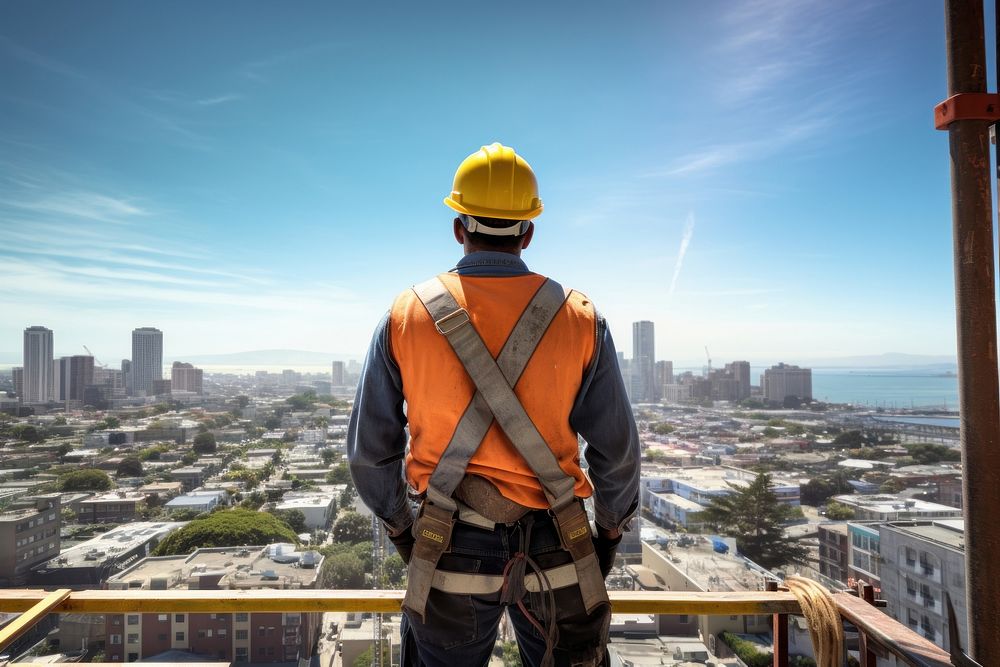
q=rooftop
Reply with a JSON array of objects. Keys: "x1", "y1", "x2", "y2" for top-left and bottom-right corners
[
  {"x1": 39, "y1": 522, "x2": 185, "y2": 569},
  {"x1": 833, "y1": 494, "x2": 962, "y2": 515},
  {"x1": 882, "y1": 519, "x2": 966, "y2": 551},
  {"x1": 108, "y1": 544, "x2": 323, "y2": 591}
]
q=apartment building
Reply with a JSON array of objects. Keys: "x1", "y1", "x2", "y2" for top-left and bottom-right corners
[
  {"x1": 0, "y1": 493, "x2": 61, "y2": 586},
  {"x1": 878, "y1": 519, "x2": 967, "y2": 652},
  {"x1": 817, "y1": 523, "x2": 850, "y2": 586},
  {"x1": 104, "y1": 545, "x2": 323, "y2": 663},
  {"x1": 76, "y1": 491, "x2": 147, "y2": 524}
]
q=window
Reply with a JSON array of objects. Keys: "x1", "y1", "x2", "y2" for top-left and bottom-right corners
[
  {"x1": 218, "y1": 629, "x2": 227, "y2": 638},
  {"x1": 112, "y1": 616, "x2": 122, "y2": 626},
  {"x1": 175, "y1": 632, "x2": 185, "y2": 642},
  {"x1": 235, "y1": 630, "x2": 248, "y2": 641},
  {"x1": 267, "y1": 646, "x2": 275, "y2": 656},
  {"x1": 158, "y1": 614, "x2": 168, "y2": 622},
  {"x1": 209, "y1": 613, "x2": 216, "y2": 620},
  {"x1": 678, "y1": 615, "x2": 689, "y2": 624},
  {"x1": 127, "y1": 634, "x2": 139, "y2": 644},
  {"x1": 175, "y1": 614, "x2": 185, "y2": 623},
  {"x1": 158, "y1": 633, "x2": 168, "y2": 641},
  {"x1": 257, "y1": 627, "x2": 265, "y2": 637},
  {"x1": 235, "y1": 613, "x2": 248, "y2": 622},
  {"x1": 127, "y1": 653, "x2": 138, "y2": 662},
  {"x1": 258, "y1": 648, "x2": 265, "y2": 657},
  {"x1": 235, "y1": 647, "x2": 248, "y2": 662},
  {"x1": 127, "y1": 615, "x2": 139, "y2": 625},
  {"x1": 110, "y1": 634, "x2": 122, "y2": 645},
  {"x1": 197, "y1": 630, "x2": 206, "y2": 639}
]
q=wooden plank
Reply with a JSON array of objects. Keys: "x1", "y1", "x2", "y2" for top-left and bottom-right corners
[
  {"x1": 856, "y1": 582, "x2": 878, "y2": 667},
  {"x1": 0, "y1": 589, "x2": 70, "y2": 653},
  {"x1": 834, "y1": 593, "x2": 952, "y2": 667},
  {"x1": 767, "y1": 581, "x2": 788, "y2": 667},
  {"x1": 0, "y1": 589, "x2": 802, "y2": 615}
]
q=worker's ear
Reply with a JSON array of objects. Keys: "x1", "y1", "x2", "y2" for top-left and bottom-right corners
[
  {"x1": 453, "y1": 218, "x2": 465, "y2": 245},
  {"x1": 519, "y1": 221, "x2": 535, "y2": 250}
]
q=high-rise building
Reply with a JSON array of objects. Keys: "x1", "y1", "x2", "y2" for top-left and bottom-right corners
[
  {"x1": 0, "y1": 494, "x2": 61, "y2": 586},
  {"x1": 22, "y1": 326, "x2": 54, "y2": 404},
  {"x1": 60, "y1": 355, "x2": 95, "y2": 403},
  {"x1": 762, "y1": 362, "x2": 812, "y2": 403},
  {"x1": 655, "y1": 360, "x2": 674, "y2": 399},
  {"x1": 53, "y1": 358, "x2": 64, "y2": 401},
  {"x1": 727, "y1": 360, "x2": 752, "y2": 401},
  {"x1": 171, "y1": 362, "x2": 203, "y2": 394},
  {"x1": 121, "y1": 359, "x2": 132, "y2": 396},
  {"x1": 631, "y1": 321, "x2": 655, "y2": 403},
  {"x1": 331, "y1": 360, "x2": 345, "y2": 386},
  {"x1": 130, "y1": 328, "x2": 163, "y2": 396},
  {"x1": 878, "y1": 519, "x2": 968, "y2": 651},
  {"x1": 93, "y1": 367, "x2": 126, "y2": 397},
  {"x1": 12, "y1": 367, "x2": 23, "y2": 400}
]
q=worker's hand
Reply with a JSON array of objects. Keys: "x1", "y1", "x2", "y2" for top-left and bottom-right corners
[
  {"x1": 388, "y1": 524, "x2": 416, "y2": 564},
  {"x1": 592, "y1": 527, "x2": 622, "y2": 578}
]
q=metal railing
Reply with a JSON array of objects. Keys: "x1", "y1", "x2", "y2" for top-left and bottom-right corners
[{"x1": 0, "y1": 585, "x2": 952, "y2": 667}]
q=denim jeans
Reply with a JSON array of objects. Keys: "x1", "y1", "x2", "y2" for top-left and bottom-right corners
[{"x1": 400, "y1": 510, "x2": 611, "y2": 667}]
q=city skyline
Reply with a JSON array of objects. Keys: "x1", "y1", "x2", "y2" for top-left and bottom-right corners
[{"x1": 1, "y1": 2, "x2": 961, "y2": 362}]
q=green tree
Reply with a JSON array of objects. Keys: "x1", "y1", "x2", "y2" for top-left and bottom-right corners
[
  {"x1": 500, "y1": 641, "x2": 523, "y2": 667},
  {"x1": 234, "y1": 395, "x2": 251, "y2": 409},
  {"x1": 320, "y1": 551, "x2": 366, "y2": 588},
  {"x1": 340, "y1": 485, "x2": 357, "y2": 509},
  {"x1": 286, "y1": 391, "x2": 317, "y2": 410},
  {"x1": 12, "y1": 424, "x2": 43, "y2": 442},
  {"x1": 193, "y1": 432, "x2": 217, "y2": 454},
  {"x1": 321, "y1": 448, "x2": 338, "y2": 466},
  {"x1": 116, "y1": 456, "x2": 144, "y2": 477},
  {"x1": 59, "y1": 469, "x2": 112, "y2": 492},
  {"x1": 824, "y1": 501, "x2": 855, "y2": 520},
  {"x1": 152, "y1": 509, "x2": 298, "y2": 555},
  {"x1": 332, "y1": 511, "x2": 371, "y2": 544},
  {"x1": 56, "y1": 442, "x2": 73, "y2": 460},
  {"x1": 326, "y1": 463, "x2": 352, "y2": 485},
  {"x1": 906, "y1": 443, "x2": 961, "y2": 465},
  {"x1": 99, "y1": 416, "x2": 121, "y2": 430},
  {"x1": 352, "y1": 642, "x2": 391, "y2": 667},
  {"x1": 650, "y1": 422, "x2": 674, "y2": 435},
  {"x1": 383, "y1": 553, "x2": 407, "y2": 588},
  {"x1": 701, "y1": 472, "x2": 808, "y2": 570},
  {"x1": 275, "y1": 509, "x2": 308, "y2": 534}
]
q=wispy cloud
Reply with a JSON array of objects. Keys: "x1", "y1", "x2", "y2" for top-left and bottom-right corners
[
  {"x1": 668, "y1": 213, "x2": 695, "y2": 299},
  {"x1": 239, "y1": 42, "x2": 339, "y2": 83},
  {"x1": 3, "y1": 191, "x2": 148, "y2": 224},
  {"x1": 196, "y1": 94, "x2": 243, "y2": 106}
]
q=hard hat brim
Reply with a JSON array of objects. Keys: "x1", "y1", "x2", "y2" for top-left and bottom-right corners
[{"x1": 443, "y1": 196, "x2": 542, "y2": 220}]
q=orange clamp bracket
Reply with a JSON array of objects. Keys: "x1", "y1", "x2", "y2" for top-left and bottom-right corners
[{"x1": 935, "y1": 93, "x2": 1000, "y2": 130}]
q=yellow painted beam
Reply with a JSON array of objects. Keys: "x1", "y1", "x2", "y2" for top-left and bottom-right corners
[
  {"x1": 0, "y1": 588, "x2": 71, "y2": 652},
  {"x1": 0, "y1": 589, "x2": 801, "y2": 615}
]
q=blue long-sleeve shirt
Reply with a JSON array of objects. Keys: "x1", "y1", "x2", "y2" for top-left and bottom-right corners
[{"x1": 347, "y1": 251, "x2": 640, "y2": 535}]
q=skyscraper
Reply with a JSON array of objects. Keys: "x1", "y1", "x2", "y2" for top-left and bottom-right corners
[
  {"x1": 331, "y1": 361, "x2": 345, "y2": 386},
  {"x1": 762, "y1": 363, "x2": 812, "y2": 404},
  {"x1": 60, "y1": 355, "x2": 95, "y2": 403},
  {"x1": 632, "y1": 321, "x2": 655, "y2": 403},
  {"x1": 22, "y1": 326, "x2": 53, "y2": 404},
  {"x1": 121, "y1": 359, "x2": 132, "y2": 396},
  {"x1": 727, "y1": 360, "x2": 752, "y2": 401},
  {"x1": 171, "y1": 362, "x2": 203, "y2": 394},
  {"x1": 130, "y1": 328, "x2": 163, "y2": 396}
]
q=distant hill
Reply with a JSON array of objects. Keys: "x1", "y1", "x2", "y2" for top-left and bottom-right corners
[
  {"x1": 168, "y1": 349, "x2": 359, "y2": 365},
  {"x1": 798, "y1": 353, "x2": 957, "y2": 369}
]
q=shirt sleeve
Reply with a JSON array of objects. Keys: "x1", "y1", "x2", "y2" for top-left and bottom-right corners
[
  {"x1": 346, "y1": 311, "x2": 414, "y2": 534},
  {"x1": 570, "y1": 316, "x2": 641, "y2": 533}
]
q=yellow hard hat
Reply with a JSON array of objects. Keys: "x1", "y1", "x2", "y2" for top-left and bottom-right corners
[{"x1": 444, "y1": 143, "x2": 543, "y2": 221}]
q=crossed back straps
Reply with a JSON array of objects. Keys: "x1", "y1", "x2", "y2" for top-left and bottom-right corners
[{"x1": 412, "y1": 275, "x2": 578, "y2": 513}]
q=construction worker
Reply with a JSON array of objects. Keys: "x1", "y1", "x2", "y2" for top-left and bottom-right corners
[{"x1": 348, "y1": 142, "x2": 640, "y2": 667}]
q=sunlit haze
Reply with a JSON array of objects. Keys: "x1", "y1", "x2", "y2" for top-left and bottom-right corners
[{"x1": 0, "y1": 1, "x2": 962, "y2": 366}]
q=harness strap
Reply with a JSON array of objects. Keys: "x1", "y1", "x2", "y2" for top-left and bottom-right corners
[
  {"x1": 417, "y1": 276, "x2": 571, "y2": 511},
  {"x1": 431, "y1": 563, "x2": 580, "y2": 595},
  {"x1": 412, "y1": 277, "x2": 578, "y2": 511}
]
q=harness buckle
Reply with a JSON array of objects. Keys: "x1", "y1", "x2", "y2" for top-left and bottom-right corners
[{"x1": 435, "y1": 308, "x2": 471, "y2": 335}]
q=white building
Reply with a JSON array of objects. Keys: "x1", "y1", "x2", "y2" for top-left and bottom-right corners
[
  {"x1": 275, "y1": 493, "x2": 338, "y2": 530},
  {"x1": 130, "y1": 327, "x2": 163, "y2": 396},
  {"x1": 22, "y1": 326, "x2": 54, "y2": 404},
  {"x1": 762, "y1": 363, "x2": 812, "y2": 403},
  {"x1": 832, "y1": 495, "x2": 962, "y2": 522}
]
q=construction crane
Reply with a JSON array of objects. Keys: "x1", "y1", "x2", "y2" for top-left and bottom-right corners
[
  {"x1": 82, "y1": 345, "x2": 107, "y2": 369},
  {"x1": 704, "y1": 345, "x2": 712, "y2": 376},
  {"x1": 370, "y1": 514, "x2": 385, "y2": 667}
]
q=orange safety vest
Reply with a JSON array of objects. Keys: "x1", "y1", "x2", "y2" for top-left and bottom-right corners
[{"x1": 389, "y1": 271, "x2": 598, "y2": 509}]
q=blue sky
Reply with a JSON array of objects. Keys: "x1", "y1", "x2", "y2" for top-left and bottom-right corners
[{"x1": 0, "y1": 1, "x2": 968, "y2": 366}]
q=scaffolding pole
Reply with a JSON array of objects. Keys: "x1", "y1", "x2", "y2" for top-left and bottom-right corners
[{"x1": 943, "y1": 0, "x2": 1000, "y2": 659}]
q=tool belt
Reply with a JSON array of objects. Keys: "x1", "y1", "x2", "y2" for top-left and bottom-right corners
[{"x1": 402, "y1": 276, "x2": 610, "y2": 622}]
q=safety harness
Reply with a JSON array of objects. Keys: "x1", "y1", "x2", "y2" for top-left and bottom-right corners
[{"x1": 403, "y1": 275, "x2": 609, "y2": 624}]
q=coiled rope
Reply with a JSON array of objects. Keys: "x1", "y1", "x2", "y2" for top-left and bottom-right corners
[{"x1": 784, "y1": 576, "x2": 844, "y2": 667}]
